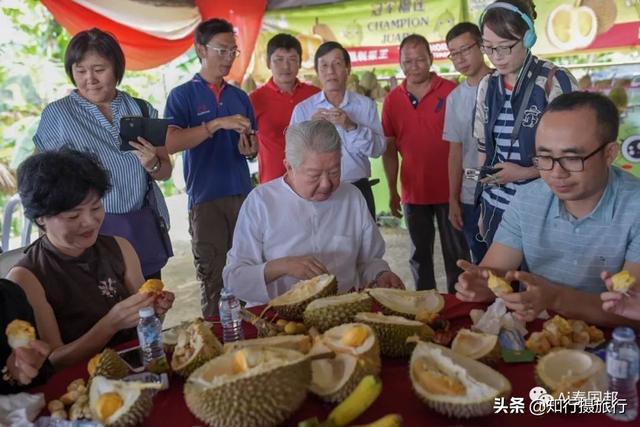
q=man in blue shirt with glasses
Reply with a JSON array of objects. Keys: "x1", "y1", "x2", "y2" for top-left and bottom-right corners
[{"x1": 455, "y1": 91, "x2": 640, "y2": 328}]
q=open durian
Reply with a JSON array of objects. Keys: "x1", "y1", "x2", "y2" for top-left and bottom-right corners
[
  {"x1": 611, "y1": 270, "x2": 636, "y2": 293},
  {"x1": 171, "y1": 319, "x2": 223, "y2": 377},
  {"x1": 87, "y1": 349, "x2": 129, "y2": 379},
  {"x1": 451, "y1": 329, "x2": 500, "y2": 364},
  {"x1": 535, "y1": 349, "x2": 607, "y2": 398},
  {"x1": 309, "y1": 323, "x2": 381, "y2": 402},
  {"x1": 89, "y1": 376, "x2": 153, "y2": 427},
  {"x1": 354, "y1": 312, "x2": 434, "y2": 357},
  {"x1": 366, "y1": 288, "x2": 444, "y2": 320},
  {"x1": 410, "y1": 342, "x2": 511, "y2": 418},
  {"x1": 262, "y1": 274, "x2": 337, "y2": 320},
  {"x1": 223, "y1": 334, "x2": 313, "y2": 354},
  {"x1": 487, "y1": 271, "x2": 512, "y2": 296},
  {"x1": 184, "y1": 347, "x2": 311, "y2": 427},
  {"x1": 303, "y1": 292, "x2": 373, "y2": 332}
]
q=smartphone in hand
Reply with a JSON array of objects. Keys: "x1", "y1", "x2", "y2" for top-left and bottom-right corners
[{"x1": 119, "y1": 117, "x2": 169, "y2": 151}]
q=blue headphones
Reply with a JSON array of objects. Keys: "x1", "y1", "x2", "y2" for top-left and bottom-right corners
[{"x1": 479, "y1": 2, "x2": 537, "y2": 49}]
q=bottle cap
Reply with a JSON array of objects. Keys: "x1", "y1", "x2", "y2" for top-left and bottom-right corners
[
  {"x1": 612, "y1": 326, "x2": 636, "y2": 342},
  {"x1": 139, "y1": 307, "x2": 155, "y2": 318}
]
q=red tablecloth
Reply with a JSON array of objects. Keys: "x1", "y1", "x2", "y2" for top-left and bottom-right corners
[{"x1": 31, "y1": 295, "x2": 634, "y2": 427}]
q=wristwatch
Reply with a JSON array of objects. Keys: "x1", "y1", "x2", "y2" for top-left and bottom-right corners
[{"x1": 149, "y1": 158, "x2": 161, "y2": 174}]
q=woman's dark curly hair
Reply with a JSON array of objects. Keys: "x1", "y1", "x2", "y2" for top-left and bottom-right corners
[{"x1": 17, "y1": 149, "x2": 112, "y2": 222}]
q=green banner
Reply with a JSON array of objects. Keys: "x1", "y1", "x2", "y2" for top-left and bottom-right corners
[{"x1": 250, "y1": 0, "x2": 465, "y2": 82}]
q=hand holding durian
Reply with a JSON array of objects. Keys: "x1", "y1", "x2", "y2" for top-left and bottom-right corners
[
  {"x1": 601, "y1": 270, "x2": 640, "y2": 320},
  {"x1": 3, "y1": 319, "x2": 50, "y2": 386},
  {"x1": 138, "y1": 279, "x2": 175, "y2": 317}
]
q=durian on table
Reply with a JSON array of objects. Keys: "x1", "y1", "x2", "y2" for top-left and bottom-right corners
[
  {"x1": 89, "y1": 376, "x2": 155, "y2": 427},
  {"x1": 184, "y1": 347, "x2": 311, "y2": 427},
  {"x1": 303, "y1": 292, "x2": 373, "y2": 332},
  {"x1": 308, "y1": 323, "x2": 381, "y2": 402},
  {"x1": 87, "y1": 349, "x2": 129, "y2": 380},
  {"x1": 354, "y1": 311, "x2": 434, "y2": 358},
  {"x1": 171, "y1": 318, "x2": 223, "y2": 377},
  {"x1": 366, "y1": 288, "x2": 444, "y2": 320},
  {"x1": 535, "y1": 349, "x2": 607, "y2": 398},
  {"x1": 261, "y1": 274, "x2": 338, "y2": 320},
  {"x1": 410, "y1": 341, "x2": 511, "y2": 418}
]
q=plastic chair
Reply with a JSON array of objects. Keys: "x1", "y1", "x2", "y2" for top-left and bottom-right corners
[
  {"x1": 1, "y1": 194, "x2": 33, "y2": 251},
  {"x1": 0, "y1": 247, "x2": 24, "y2": 278}
]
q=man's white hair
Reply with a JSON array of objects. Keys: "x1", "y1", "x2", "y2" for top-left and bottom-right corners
[{"x1": 285, "y1": 120, "x2": 342, "y2": 168}]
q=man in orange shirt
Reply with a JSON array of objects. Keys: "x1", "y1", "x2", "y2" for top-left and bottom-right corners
[{"x1": 250, "y1": 34, "x2": 320, "y2": 183}]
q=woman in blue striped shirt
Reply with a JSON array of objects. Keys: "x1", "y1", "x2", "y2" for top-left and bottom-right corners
[
  {"x1": 33, "y1": 28, "x2": 173, "y2": 278},
  {"x1": 472, "y1": 1, "x2": 576, "y2": 246}
]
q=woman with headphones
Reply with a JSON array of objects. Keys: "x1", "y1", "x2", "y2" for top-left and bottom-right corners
[{"x1": 473, "y1": 0, "x2": 577, "y2": 245}]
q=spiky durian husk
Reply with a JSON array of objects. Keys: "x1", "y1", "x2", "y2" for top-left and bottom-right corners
[
  {"x1": 184, "y1": 355, "x2": 311, "y2": 427},
  {"x1": 103, "y1": 391, "x2": 153, "y2": 427},
  {"x1": 89, "y1": 349, "x2": 129, "y2": 379},
  {"x1": 355, "y1": 315, "x2": 434, "y2": 358},
  {"x1": 271, "y1": 279, "x2": 338, "y2": 320},
  {"x1": 89, "y1": 376, "x2": 154, "y2": 427},
  {"x1": 303, "y1": 294, "x2": 373, "y2": 332}
]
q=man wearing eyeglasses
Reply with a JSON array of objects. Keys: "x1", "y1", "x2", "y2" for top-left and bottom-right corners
[
  {"x1": 250, "y1": 34, "x2": 320, "y2": 184},
  {"x1": 443, "y1": 23, "x2": 492, "y2": 265},
  {"x1": 381, "y1": 34, "x2": 469, "y2": 293},
  {"x1": 164, "y1": 18, "x2": 258, "y2": 317},
  {"x1": 456, "y1": 92, "x2": 640, "y2": 328}
]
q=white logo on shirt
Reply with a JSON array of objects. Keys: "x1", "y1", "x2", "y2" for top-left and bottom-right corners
[
  {"x1": 98, "y1": 278, "x2": 119, "y2": 298},
  {"x1": 522, "y1": 105, "x2": 542, "y2": 128}
]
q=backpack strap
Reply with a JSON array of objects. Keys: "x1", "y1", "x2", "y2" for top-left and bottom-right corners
[
  {"x1": 545, "y1": 67, "x2": 558, "y2": 97},
  {"x1": 132, "y1": 97, "x2": 149, "y2": 118}
]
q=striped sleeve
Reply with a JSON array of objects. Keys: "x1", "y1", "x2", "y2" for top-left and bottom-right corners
[{"x1": 33, "y1": 104, "x2": 64, "y2": 151}]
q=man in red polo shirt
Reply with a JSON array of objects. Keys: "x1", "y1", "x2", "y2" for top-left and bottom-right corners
[
  {"x1": 382, "y1": 34, "x2": 469, "y2": 293},
  {"x1": 250, "y1": 34, "x2": 320, "y2": 183}
]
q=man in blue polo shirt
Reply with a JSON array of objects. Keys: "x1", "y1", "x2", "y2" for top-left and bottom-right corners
[
  {"x1": 455, "y1": 92, "x2": 640, "y2": 328},
  {"x1": 165, "y1": 18, "x2": 257, "y2": 317}
]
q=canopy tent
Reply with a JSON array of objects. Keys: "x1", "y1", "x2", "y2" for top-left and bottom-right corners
[{"x1": 41, "y1": 0, "x2": 269, "y2": 82}]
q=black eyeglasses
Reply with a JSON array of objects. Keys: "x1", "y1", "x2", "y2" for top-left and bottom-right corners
[
  {"x1": 447, "y1": 42, "x2": 479, "y2": 60},
  {"x1": 532, "y1": 143, "x2": 611, "y2": 172},
  {"x1": 480, "y1": 40, "x2": 521, "y2": 57}
]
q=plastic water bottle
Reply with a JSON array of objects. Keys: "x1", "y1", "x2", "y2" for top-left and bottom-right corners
[
  {"x1": 607, "y1": 326, "x2": 639, "y2": 422},
  {"x1": 137, "y1": 307, "x2": 169, "y2": 373},
  {"x1": 219, "y1": 287, "x2": 244, "y2": 343}
]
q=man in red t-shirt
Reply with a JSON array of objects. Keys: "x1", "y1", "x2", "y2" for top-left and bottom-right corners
[
  {"x1": 250, "y1": 34, "x2": 320, "y2": 183},
  {"x1": 382, "y1": 34, "x2": 469, "y2": 293}
]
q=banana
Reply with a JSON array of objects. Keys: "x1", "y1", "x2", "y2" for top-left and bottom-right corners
[
  {"x1": 327, "y1": 375, "x2": 382, "y2": 427},
  {"x1": 351, "y1": 414, "x2": 403, "y2": 427}
]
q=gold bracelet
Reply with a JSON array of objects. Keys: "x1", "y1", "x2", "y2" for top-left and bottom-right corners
[{"x1": 1, "y1": 364, "x2": 17, "y2": 386}]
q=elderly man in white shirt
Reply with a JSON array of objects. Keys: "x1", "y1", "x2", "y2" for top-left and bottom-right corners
[
  {"x1": 290, "y1": 41, "x2": 386, "y2": 219},
  {"x1": 223, "y1": 120, "x2": 404, "y2": 305}
]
